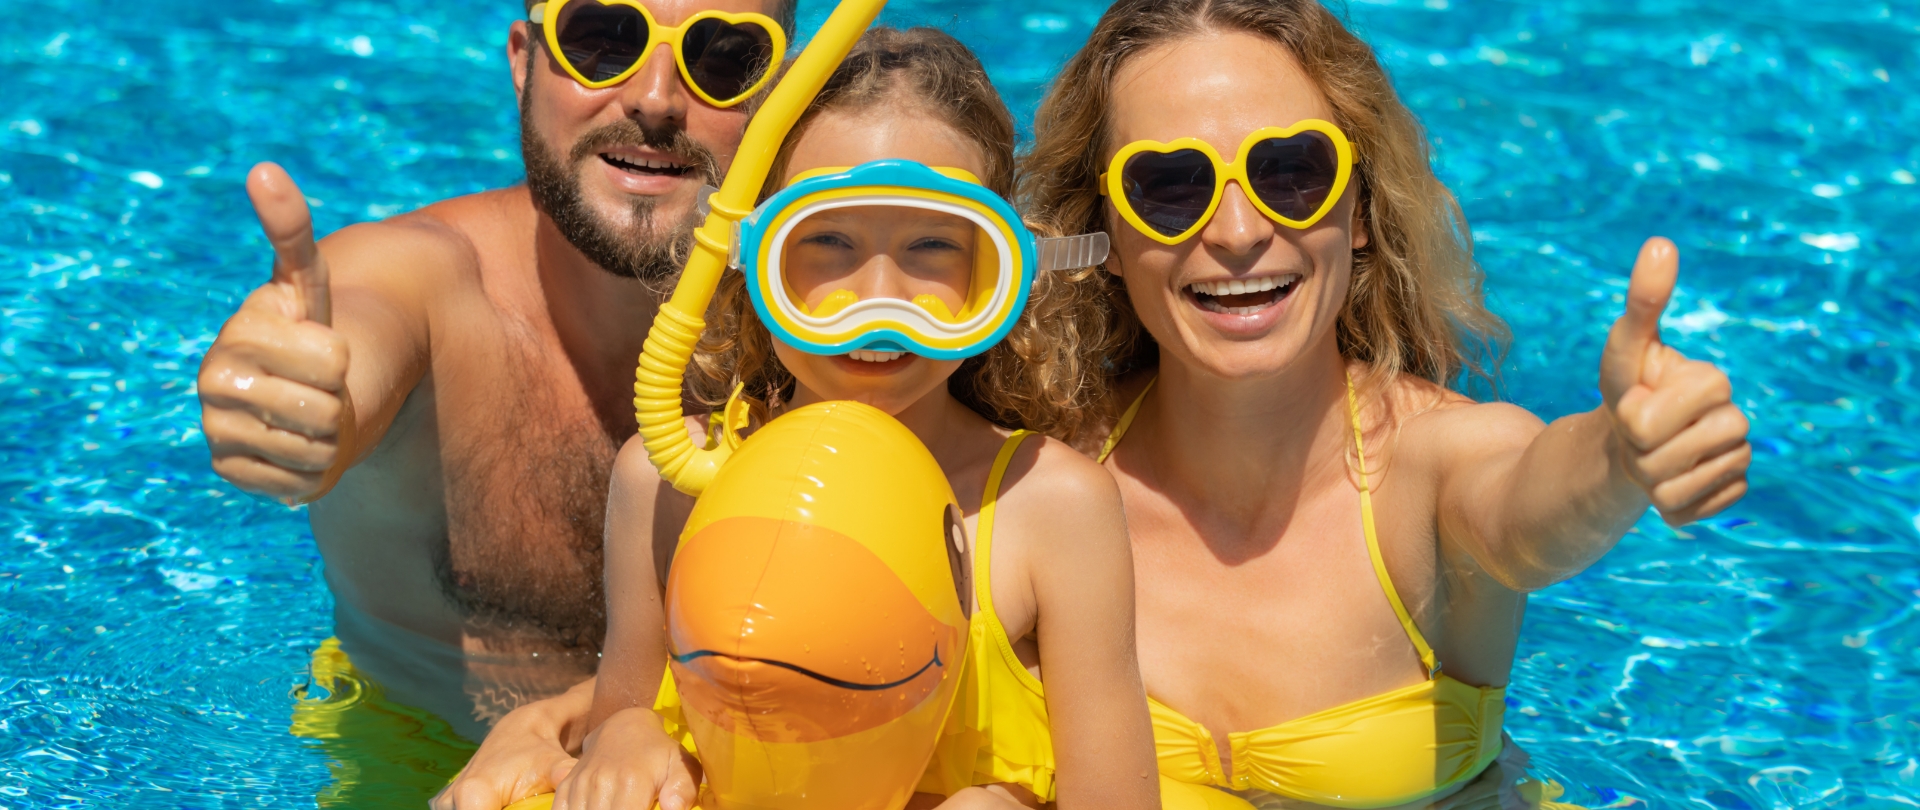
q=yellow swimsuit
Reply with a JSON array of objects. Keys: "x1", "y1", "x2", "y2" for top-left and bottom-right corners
[
  {"x1": 916, "y1": 430, "x2": 1060, "y2": 800},
  {"x1": 1100, "y1": 377, "x2": 1508, "y2": 809}
]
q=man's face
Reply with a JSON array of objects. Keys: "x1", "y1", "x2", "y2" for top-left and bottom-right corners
[{"x1": 509, "y1": 0, "x2": 776, "y2": 284}]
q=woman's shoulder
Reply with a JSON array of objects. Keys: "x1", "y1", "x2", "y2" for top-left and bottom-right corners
[{"x1": 1381, "y1": 374, "x2": 1547, "y2": 469}]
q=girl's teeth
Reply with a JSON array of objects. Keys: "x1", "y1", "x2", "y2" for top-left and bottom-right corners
[{"x1": 848, "y1": 350, "x2": 905, "y2": 363}]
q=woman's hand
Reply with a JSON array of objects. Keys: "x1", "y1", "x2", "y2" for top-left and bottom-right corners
[
  {"x1": 552, "y1": 707, "x2": 702, "y2": 810},
  {"x1": 1598, "y1": 237, "x2": 1752, "y2": 524},
  {"x1": 432, "y1": 678, "x2": 594, "y2": 810}
]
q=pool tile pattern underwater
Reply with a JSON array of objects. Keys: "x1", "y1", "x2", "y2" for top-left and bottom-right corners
[{"x1": 2, "y1": 0, "x2": 1917, "y2": 807}]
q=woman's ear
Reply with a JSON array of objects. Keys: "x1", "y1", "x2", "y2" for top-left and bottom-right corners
[{"x1": 1349, "y1": 191, "x2": 1371, "y2": 251}]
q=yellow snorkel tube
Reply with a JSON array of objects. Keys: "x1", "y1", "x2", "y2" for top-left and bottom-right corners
[{"x1": 636, "y1": 0, "x2": 890, "y2": 497}]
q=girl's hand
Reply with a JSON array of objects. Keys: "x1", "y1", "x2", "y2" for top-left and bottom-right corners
[
  {"x1": 432, "y1": 681, "x2": 589, "y2": 810},
  {"x1": 929, "y1": 786, "x2": 1034, "y2": 809},
  {"x1": 1598, "y1": 237, "x2": 1752, "y2": 525},
  {"x1": 552, "y1": 707, "x2": 701, "y2": 810}
]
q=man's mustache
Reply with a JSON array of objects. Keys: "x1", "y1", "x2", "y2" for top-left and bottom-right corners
[{"x1": 567, "y1": 118, "x2": 721, "y2": 183}]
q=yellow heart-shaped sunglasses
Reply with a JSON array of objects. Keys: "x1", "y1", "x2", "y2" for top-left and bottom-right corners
[
  {"x1": 530, "y1": 0, "x2": 787, "y2": 108},
  {"x1": 1100, "y1": 119, "x2": 1356, "y2": 245}
]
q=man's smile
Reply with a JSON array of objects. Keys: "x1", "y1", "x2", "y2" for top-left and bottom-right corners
[{"x1": 598, "y1": 145, "x2": 696, "y2": 178}]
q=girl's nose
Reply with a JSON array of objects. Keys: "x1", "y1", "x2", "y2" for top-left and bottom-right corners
[{"x1": 853, "y1": 253, "x2": 914, "y2": 301}]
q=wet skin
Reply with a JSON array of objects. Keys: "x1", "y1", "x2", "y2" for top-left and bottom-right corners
[
  {"x1": 196, "y1": 0, "x2": 774, "y2": 741},
  {"x1": 1099, "y1": 31, "x2": 1750, "y2": 804}
]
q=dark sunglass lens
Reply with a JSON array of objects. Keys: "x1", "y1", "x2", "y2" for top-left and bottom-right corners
[
  {"x1": 682, "y1": 18, "x2": 776, "y2": 102},
  {"x1": 1121, "y1": 149, "x2": 1217, "y2": 237},
  {"x1": 554, "y1": 1, "x2": 650, "y2": 82},
  {"x1": 1246, "y1": 131, "x2": 1339, "y2": 221}
]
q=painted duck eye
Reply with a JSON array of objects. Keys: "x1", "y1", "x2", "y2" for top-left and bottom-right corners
[{"x1": 944, "y1": 504, "x2": 971, "y2": 618}]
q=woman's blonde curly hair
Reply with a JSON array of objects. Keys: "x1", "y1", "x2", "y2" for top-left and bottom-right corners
[
  {"x1": 687, "y1": 26, "x2": 1119, "y2": 446},
  {"x1": 1021, "y1": 0, "x2": 1508, "y2": 400}
]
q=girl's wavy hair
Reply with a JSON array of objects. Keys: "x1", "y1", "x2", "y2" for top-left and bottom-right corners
[
  {"x1": 1021, "y1": 0, "x2": 1508, "y2": 400},
  {"x1": 688, "y1": 26, "x2": 1118, "y2": 445}
]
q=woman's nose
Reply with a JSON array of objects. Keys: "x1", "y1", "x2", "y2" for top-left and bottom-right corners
[{"x1": 1199, "y1": 182, "x2": 1276, "y2": 257}]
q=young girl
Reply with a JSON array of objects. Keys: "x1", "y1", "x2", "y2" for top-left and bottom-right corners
[{"x1": 453, "y1": 27, "x2": 1160, "y2": 810}]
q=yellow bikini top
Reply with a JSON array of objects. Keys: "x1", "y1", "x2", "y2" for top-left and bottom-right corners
[
  {"x1": 916, "y1": 430, "x2": 1060, "y2": 801},
  {"x1": 1100, "y1": 375, "x2": 1508, "y2": 809},
  {"x1": 652, "y1": 431, "x2": 1061, "y2": 801}
]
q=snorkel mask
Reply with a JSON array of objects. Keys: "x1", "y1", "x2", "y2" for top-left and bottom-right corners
[{"x1": 735, "y1": 160, "x2": 1109, "y2": 360}]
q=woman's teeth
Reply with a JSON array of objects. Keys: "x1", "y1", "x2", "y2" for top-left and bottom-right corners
[
  {"x1": 847, "y1": 350, "x2": 905, "y2": 363},
  {"x1": 1187, "y1": 274, "x2": 1300, "y2": 315}
]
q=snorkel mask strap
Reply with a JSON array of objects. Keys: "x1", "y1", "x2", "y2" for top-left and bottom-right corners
[
  {"x1": 634, "y1": 0, "x2": 889, "y2": 497},
  {"x1": 1034, "y1": 232, "x2": 1110, "y2": 274}
]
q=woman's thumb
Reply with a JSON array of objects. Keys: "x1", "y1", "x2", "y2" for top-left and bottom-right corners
[{"x1": 1600, "y1": 237, "x2": 1678, "y2": 404}]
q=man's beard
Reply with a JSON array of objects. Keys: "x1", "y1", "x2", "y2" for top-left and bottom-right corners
[{"x1": 521, "y1": 113, "x2": 720, "y2": 290}]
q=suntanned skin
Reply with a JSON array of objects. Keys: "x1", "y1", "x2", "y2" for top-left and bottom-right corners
[
  {"x1": 439, "y1": 107, "x2": 1162, "y2": 810},
  {"x1": 195, "y1": 1, "x2": 775, "y2": 740},
  {"x1": 1100, "y1": 32, "x2": 1750, "y2": 806}
]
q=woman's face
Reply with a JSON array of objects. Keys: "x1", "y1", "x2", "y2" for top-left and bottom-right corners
[
  {"x1": 1104, "y1": 31, "x2": 1367, "y2": 381},
  {"x1": 772, "y1": 106, "x2": 991, "y2": 414}
]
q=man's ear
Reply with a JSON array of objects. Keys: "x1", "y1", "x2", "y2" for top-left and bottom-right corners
[{"x1": 509, "y1": 21, "x2": 536, "y2": 111}]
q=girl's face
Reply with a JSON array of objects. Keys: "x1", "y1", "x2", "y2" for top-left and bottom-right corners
[
  {"x1": 772, "y1": 106, "x2": 992, "y2": 414},
  {"x1": 1104, "y1": 31, "x2": 1367, "y2": 381}
]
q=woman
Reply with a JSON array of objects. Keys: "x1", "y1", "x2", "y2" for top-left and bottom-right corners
[
  {"x1": 1021, "y1": 0, "x2": 1750, "y2": 806},
  {"x1": 440, "y1": 27, "x2": 1158, "y2": 810}
]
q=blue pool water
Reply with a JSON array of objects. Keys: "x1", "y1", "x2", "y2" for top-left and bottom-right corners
[{"x1": 2, "y1": 0, "x2": 1916, "y2": 806}]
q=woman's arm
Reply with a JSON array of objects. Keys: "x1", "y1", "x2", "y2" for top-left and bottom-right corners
[
  {"x1": 1007, "y1": 441, "x2": 1161, "y2": 810},
  {"x1": 1432, "y1": 238, "x2": 1752, "y2": 591}
]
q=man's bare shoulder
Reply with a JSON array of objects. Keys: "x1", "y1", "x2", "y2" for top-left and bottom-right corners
[{"x1": 319, "y1": 187, "x2": 534, "y2": 293}]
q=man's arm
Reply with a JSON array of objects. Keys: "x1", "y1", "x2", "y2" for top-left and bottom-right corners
[
  {"x1": 198, "y1": 163, "x2": 445, "y2": 502},
  {"x1": 1433, "y1": 238, "x2": 1753, "y2": 592}
]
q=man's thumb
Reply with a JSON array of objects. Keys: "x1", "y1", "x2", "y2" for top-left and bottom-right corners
[
  {"x1": 1601, "y1": 237, "x2": 1678, "y2": 403},
  {"x1": 246, "y1": 162, "x2": 332, "y2": 325}
]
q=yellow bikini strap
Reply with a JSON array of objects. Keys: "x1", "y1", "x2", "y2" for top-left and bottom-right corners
[
  {"x1": 1097, "y1": 377, "x2": 1156, "y2": 464},
  {"x1": 974, "y1": 430, "x2": 1035, "y2": 619},
  {"x1": 1346, "y1": 371, "x2": 1441, "y2": 679}
]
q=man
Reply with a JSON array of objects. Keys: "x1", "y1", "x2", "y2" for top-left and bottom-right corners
[{"x1": 198, "y1": 0, "x2": 793, "y2": 750}]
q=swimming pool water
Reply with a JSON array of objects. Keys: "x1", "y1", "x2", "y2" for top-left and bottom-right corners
[{"x1": 2, "y1": 0, "x2": 1916, "y2": 807}]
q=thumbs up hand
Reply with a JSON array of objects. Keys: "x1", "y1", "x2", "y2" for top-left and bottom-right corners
[
  {"x1": 198, "y1": 163, "x2": 355, "y2": 503},
  {"x1": 1598, "y1": 238, "x2": 1751, "y2": 525}
]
